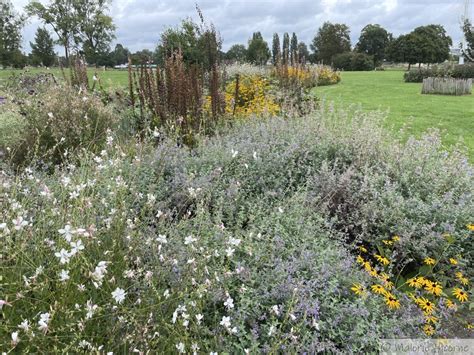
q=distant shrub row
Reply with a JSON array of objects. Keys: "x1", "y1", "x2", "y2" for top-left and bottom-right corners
[
  {"x1": 332, "y1": 52, "x2": 375, "y2": 71},
  {"x1": 404, "y1": 64, "x2": 474, "y2": 83}
]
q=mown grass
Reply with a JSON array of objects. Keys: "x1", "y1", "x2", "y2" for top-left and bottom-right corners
[
  {"x1": 315, "y1": 70, "x2": 474, "y2": 159},
  {"x1": 0, "y1": 67, "x2": 129, "y2": 89}
]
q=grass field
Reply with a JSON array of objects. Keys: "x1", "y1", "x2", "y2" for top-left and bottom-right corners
[{"x1": 316, "y1": 70, "x2": 474, "y2": 158}]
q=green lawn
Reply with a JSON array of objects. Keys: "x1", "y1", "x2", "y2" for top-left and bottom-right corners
[
  {"x1": 316, "y1": 71, "x2": 474, "y2": 159},
  {"x1": 0, "y1": 67, "x2": 129, "y2": 89}
]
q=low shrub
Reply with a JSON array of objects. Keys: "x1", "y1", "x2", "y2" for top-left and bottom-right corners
[
  {"x1": 1, "y1": 104, "x2": 472, "y2": 352},
  {"x1": 2, "y1": 83, "x2": 117, "y2": 168},
  {"x1": 313, "y1": 65, "x2": 341, "y2": 85},
  {"x1": 403, "y1": 67, "x2": 450, "y2": 83},
  {"x1": 333, "y1": 52, "x2": 374, "y2": 71},
  {"x1": 0, "y1": 109, "x2": 27, "y2": 158},
  {"x1": 451, "y1": 64, "x2": 474, "y2": 79}
]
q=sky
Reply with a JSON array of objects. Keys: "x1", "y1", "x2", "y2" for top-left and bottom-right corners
[{"x1": 14, "y1": 0, "x2": 469, "y2": 54}]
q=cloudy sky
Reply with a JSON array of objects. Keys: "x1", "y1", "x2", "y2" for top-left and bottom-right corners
[{"x1": 15, "y1": 0, "x2": 468, "y2": 54}]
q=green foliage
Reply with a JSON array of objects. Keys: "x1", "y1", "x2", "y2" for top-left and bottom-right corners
[
  {"x1": 333, "y1": 52, "x2": 374, "y2": 71},
  {"x1": 30, "y1": 27, "x2": 56, "y2": 67},
  {"x1": 111, "y1": 43, "x2": 130, "y2": 65},
  {"x1": 246, "y1": 32, "x2": 270, "y2": 65},
  {"x1": 386, "y1": 34, "x2": 418, "y2": 67},
  {"x1": 290, "y1": 32, "x2": 298, "y2": 65},
  {"x1": 297, "y1": 42, "x2": 310, "y2": 63},
  {"x1": 0, "y1": 0, "x2": 26, "y2": 68},
  {"x1": 355, "y1": 24, "x2": 392, "y2": 66},
  {"x1": 461, "y1": 20, "x2": 473, "y2": 62},
  {"x1": 225, "y1": 44, "x2": 247, "y2": 63},
  {"x1": 271, "y1": 33, "x2": 280, "y2": 65},
  {"x1": 0, "y1": 109, "x2": 26, "y2": 153},
  {"x1": 282, "y1": 32, "x2": 290, "y2": 65},
  {"x1": 452, "y1": 63, "x2": 474, "y2": 79},
  {"x1": 311, "y1": 22, "x2": 351, "y2": 64},
  {"x1": 403, "y1": 64, "x2": 474, "y2": 83}
]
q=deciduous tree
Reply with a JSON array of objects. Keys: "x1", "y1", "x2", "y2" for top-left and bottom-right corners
[
  {"x1": 247, "y1": 32, "x2": 270, "y2": 65},
  {"x1": 0, "y1": 0, "x2": 26, "y2": 68},
  {"x1": 355, "y1": 24, "x2": 391, "y2": 67},
  {"x1": 311, "y1": 22, "x2": 351, "y2": 64},
  {"x1": 30, "y1": 27, "x2": 56, "y2": 66},
  {"x1": 225, "y1": 44, "x2": 247, "y2": 62}
]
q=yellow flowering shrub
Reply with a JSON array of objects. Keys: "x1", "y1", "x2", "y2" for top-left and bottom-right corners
[
  {"x1": 314, "y1": 65, "x2": 341, "y2": 86},
  {"x1": 351, "y1": 225, "x2": 473, "y2": 337},
  {"x1": 204, "y1": 75, "x2": 279, "y2": 118},
  {"x1": 272, "y1": 65, "x2": 319, "y2": 89}
]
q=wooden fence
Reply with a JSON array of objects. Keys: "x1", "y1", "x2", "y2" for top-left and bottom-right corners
[{"x1": 421, "y1": 77, "x2": 472, "y2": 96}]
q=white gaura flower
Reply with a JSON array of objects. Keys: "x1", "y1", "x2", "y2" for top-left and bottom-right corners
[
  {"x1": 156, "y1": 234, "x2": 167, "y2": 244},
  {"x1": 0, "y1": 299, "x2": 12, "y2": 309},
  {"x1": 58, "y1": 224, "x2": 75, "y2": 242},
  {"x1": 228, "y1": 237, "x2": 241, "y2": 246},
  {"x1": 271, "y1": 305, "x2": 280, "y2": 316},
  {"x1": 224, "y1": 297, "x2": 234, "y2": 310},
  {"x1": 54, "y1": 248, "x2": 71, "y2": 264},
  {"x1": 220, "y1": 316, "x2": 231, "y2": 329},
  {"x1": 231, "y1": 149, "x2": 239, "y2": 158},
  {"x1": 195, "y1": 314, "x2": 203, "y2": 325},
  {"x1": 11, "y1": 331, "x2": 19, "y2": 345},
  {"x1": 12, "y1": 216, "x2": 28, "y2": 231},
  {"x1": 70, "y1": 239, "x2": 85, "y2": 255},
  {"x1": 176, "y1": 342, "x2": 185, "y2": 353},
  {"x1": 268, "y1": 325, "x2": 275, "y2": 336},
  {"x1": 47, "y1": 112, "x2": 54, "y2": 118},
  {"x1": 225, "y1": 247, "x2": 235, "y2": 257},
  {"x1": 38, "y1": 312, "x2": 50, "y2": 332},
  {"x1": 111, "y1": 287, "x2": 127, "y2": 304},
  {"x1": 184, "y1": 235, "x2": 197, "y2": 245},
  {"x1": 59, "y1": 269, "x2": 70, "y2": 282},
  {"x1": 85, "y1": 299, "x2": 98, "y2": 319},
  {"x1": 18, "y1": 320, "x2": 30, "y2": 331}
]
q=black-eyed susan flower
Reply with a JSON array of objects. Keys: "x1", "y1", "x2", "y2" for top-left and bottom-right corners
[
  {"x1": 384, "y1": 294, "x2": 400, "y2": 309},
  {"x1": 356, "y1": 255, "x2": 364, "y2": 264},
  {"x1": 424, "y1": 257, "x2": 436, "y2": 266},
  {"x1": 350, "y1": 283, "x2": 365, "y2": 296},
  {"x1": 371, "y1": 284, "x2": 387, "y2": 296},
  {"x1": 382, "y1": 239, "x2": 393, "y2": 246},
  {"x1": 455, "y1": 272, "x2": 469, "y2": 286},
  {"x1": 452, "y1": 288, "x2": 468, "y2": 302},
  {"x1": 358, "y1": 246, "x2": 367, "y2": 253},
  {"x1": 425, "y1": 281, "x2": 443, "y2": 297},
  {"x1": 374, "y1": 254, "x2": 390, "y2": 266},
  {"x1": 445, "y1": 299, "x2": 457, "y2": 310},
  {"x1": 449, "y1": 258, "x2": 458, "y2": 265},
  {"x1": 407, "y1": 277, "x2": 423, "y2": 289},
  {"x1": 423, "y1": 324, "x2": 435, "y2": 336},
  {"x1": 425, "y1": 315, "x2": 438, "y2": 324},
  {"x1": 416, "y1": 297, "x2": 435, "y2": 314},
  {"x1": 467, "y1": 224, "x2": 474, "y2": 231},
  {"x1": 392, "y1": 235, "x2": 400, "y2": 242},
  {"x1": 379, "y1": 273, "x2": 394, "y2": 289}
]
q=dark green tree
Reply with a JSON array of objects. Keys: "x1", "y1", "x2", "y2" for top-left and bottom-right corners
[
  {"x1": 462, "y1": 20, "x2": 474, "y2": 62},
  {"x1": 111, "y1": 43, "x2": 130, "y2": 65},
  {"x1": 297, "y1": 42, "x2": 310, "y2": 63},
  {"x1": 411, "y1": 25, "x2": 452, "y2": 67},
  {"x1": 0, "y1": 0, "x2": 26, "y2": 68},
  {"x1": 247, "y1": 32, "x2": 270, "y2": 65},
  {"x1": 311, "y1": 22, "x2": 351, "y2": 64},
  {"x1": 272, "y1": 33, "x2": 280, "y2": 65},
  {"x1": 282, "y1": 32, "x2": 290, "y2": 65},
  {"x1": 355, "y1": 24, "x2": 391, "y2": 67},
  {"x1": 131, "y1": 49, "x2": 153, "y2": 65},
  {"x1": 386, "y1": 34, "x2": 419, "y2": 70},
  {"x1": 290, "y1": 32, "x2": 298, "y2": 65},
  {"x1": 30, "y1": 27, "x2": 56, "y2": 66},
  {"x1": 225, "y1": 44, "x2": 247, "y2": 62}
]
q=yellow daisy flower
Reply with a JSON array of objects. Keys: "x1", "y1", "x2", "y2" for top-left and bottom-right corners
[
  {"x1": 416, "y1": 297, "x2": 436, "y2": 314},
  {"x1": 425, "y1": 315, "x2": 438, "y2": 324},
  {"x1": 449, "y1": 258, "x2": 458, "y2": 265},
  {"x1": 385, "y1": 294, "x2": 400, "y2": 309},
  {"x1": 445, "y1": 299, "x2": 457, "y2": 310},
  {"x1": 356, "y1": 255, "x2": 365, "y2": 264},
  {"x1": 467, "y1": 224, "x2": 474, "y2": 231},
  {"x1": 425, "y1": 281, "x2": 443, "y2": 297},
  {"x1": 452, "y1": 288, "x2": 469, "y2": 303},
  {"x1": 392, "y1": 235, "x2": 400, "y2": 242},
  {"x1": 424, "y1": 257, "x2": 436, "y2": 266},
  {"x1": 423, "y1": 324, "x2": 435, "y2": 336},
  {"x1": 374, "y1": 254, "x2": 390, "y2": 266},
  {"x1": 371, "y1": 284, "x2": 388, "y2": 296},
  {"x1": 407, "y1": 277, "x2": 423, "y2": 289},
  {"x1": 455, "y1": 272, "x2": 469, "y2": 286},
  {"x1": 350, "y1": 283, "x2": 365, "y2": 296},
  {"x1": 358, "y1": 246, "x2": 368, "y2": 253},
  {"x1": 382, "y1": 239, "x2": 393, "y2": 246}
]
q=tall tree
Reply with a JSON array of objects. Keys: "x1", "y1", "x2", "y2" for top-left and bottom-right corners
[
  {"x1": 0, "y1": 0, "x2": 26, "y2": 67},
  {"x1": 290, "y1": 32, "x2": 298, "y2": 65},
  {"x1": 355, "y1": 24, "x2": 391, "y2": 67},
  {"x1": 462, "y1": 20, "x2": 474, "y2": 62},
  {"x1": 30, "y1": 27, "x2": 56, "y2": 66},
  {"x1": 297, "y1": 42, "x2": 309, "y2": 63},
  {"x1": 73, "y1": 0, "x2": 116, "y2": 65},
  {"x1": 272, "y1": 33, "x2": 280, "y2": 65},
  {"x1": 411, "y1": 25, "x2": 452, "y2": 67},
  {"x1": 247, "y1": 32, "x2": 270, "y2": 65},
  {"x1": 282, "y1": 32, "x2": 290, "y2": 65},
  {"x1": 225, "y1": 44, "x2": 247, "y2": 62},
  {"x1": 111, "y1": 43, "x2": 129, "y2": 65},
  {"x1": 311, "y1": 22, "x2": 351, "y2": 64},
  {"x1": 386, "y1": 34, "x2": 418, "y2": 70},
  {"x1": 26, "y1": 0, "x2": 76, "y2": 64}
]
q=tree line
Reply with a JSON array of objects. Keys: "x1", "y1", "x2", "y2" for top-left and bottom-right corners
[{"x1": 1, "y1": 0, "x2": 473, "y2": 69}]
